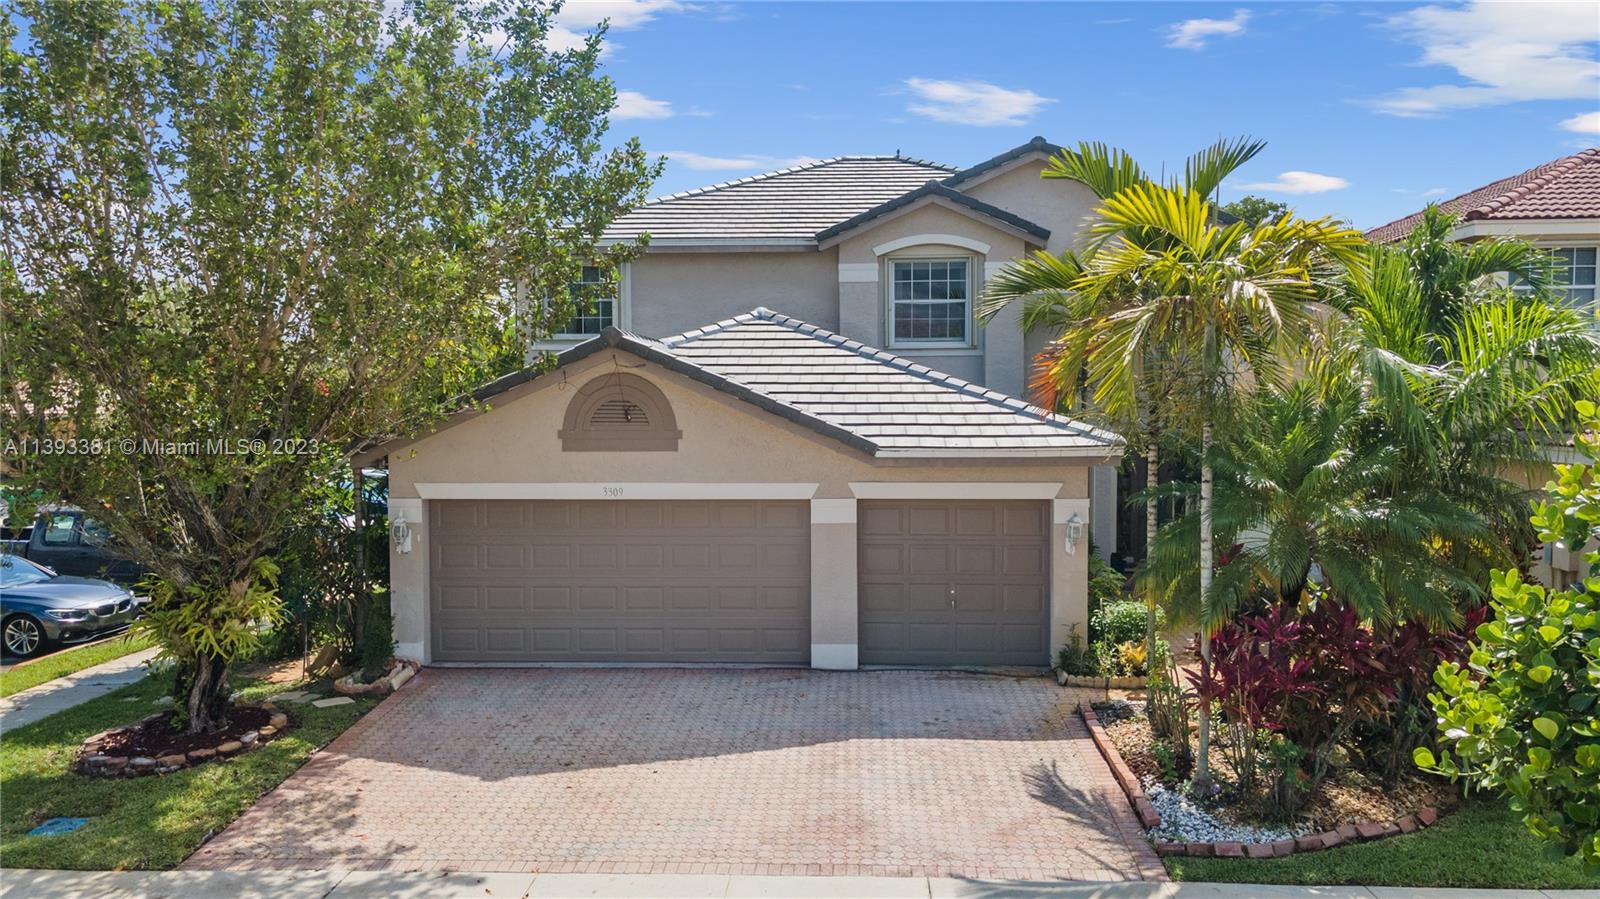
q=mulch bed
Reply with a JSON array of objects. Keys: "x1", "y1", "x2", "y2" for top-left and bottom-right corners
[
  {"x1": 73, "y1": 702, "x2": 289, "y2": 778},
  {"x1": 95, "y1": 706, "x2": 274, "y2": 759},
  {"x1": 1100, "y1": 711, "x2": 1455, "y2": 832}
]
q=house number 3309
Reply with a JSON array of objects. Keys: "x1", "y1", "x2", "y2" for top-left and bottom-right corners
[{"x1": 601, "y1": 486, "x2": 625, "y2": 498}]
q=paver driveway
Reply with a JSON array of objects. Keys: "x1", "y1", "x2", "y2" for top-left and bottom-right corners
[{"x1": 187, "y1": 669, "x2": 1164, "y2": 881}]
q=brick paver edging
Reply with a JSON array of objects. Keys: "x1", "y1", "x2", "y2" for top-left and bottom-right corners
[
  {"x1": 1077, "y1": 700, "x2": 1444, "y2": 860},
  {"x1": 1079, "y1": 702, "x2": 1161, "y2": 829}
]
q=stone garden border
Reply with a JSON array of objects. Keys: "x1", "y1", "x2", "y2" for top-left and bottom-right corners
[
  {"x1": 1078, "y1": 701, "x2": 1443, "y2": 860},
  {"x1": 72, "y1": 702, "x2": 288, "y2": 778},
  {"x1": 1058, "y1": 670, "x2": 1148, "y2": 689}
]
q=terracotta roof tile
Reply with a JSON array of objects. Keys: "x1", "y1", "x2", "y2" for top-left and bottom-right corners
[{"x1": 1367, "y1": 148, "x2": 1600, "y2": 243}]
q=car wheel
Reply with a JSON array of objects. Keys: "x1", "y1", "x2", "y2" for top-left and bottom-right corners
[{"x1": 3, "y1": 614, "x2": 46, "y2": 658}]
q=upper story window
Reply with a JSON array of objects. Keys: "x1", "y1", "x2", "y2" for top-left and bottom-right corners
[
  {"x1": 559, "y1": 266, "x2": 616, "y2": 337},
  {"x1": 889, "y1": 258, "x2": 972, "y2": 347},
  {"x1": 1512, "y1": 247, "x2": 1597, "y2": 315}
]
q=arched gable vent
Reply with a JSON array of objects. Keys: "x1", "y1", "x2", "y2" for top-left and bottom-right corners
[{"x1": 559, "y1": 372, "x2": 681, "y2": 452}]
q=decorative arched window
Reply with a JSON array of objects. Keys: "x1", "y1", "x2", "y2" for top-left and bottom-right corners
[{"x1": 558, "y1": 372, "x2": 682, "y2": 452}]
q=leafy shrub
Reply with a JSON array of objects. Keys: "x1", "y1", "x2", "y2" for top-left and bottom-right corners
[
  {"x1": 1190, "y1": 600, "x2": 1394, "y2": 811},
  {"x1": 1088, "y1": 549, "x2": 1126, "y2": 612},
  {"x1": 133, "y1": 558, "x2": 286, "y2": 730},
  {"x1": 1418, "y1": 405, "x2": 1600, "y2": 872},
  {"x1": 1088, "y1": 600, "x2": 1166, "y2": 677},
  {"x1": 357, "y1": 594, "x2": 396, "y2": 681},
  {"x1": 1092, "y1": 599, "x2": 1157, "y2": 646},
  {"x1": 1054, "y1": 625, "x2": 1098, "y2": 676},
  {"x1": 1116, "y1": 641, "x2": 1148, "y2": 674}
]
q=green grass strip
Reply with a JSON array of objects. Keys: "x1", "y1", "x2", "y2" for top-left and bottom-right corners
[
  {"x1": 1, "y1": 676, "x2": 377, "y2": 870},
  {"x1": 1, "y1": 633, "x2": 157, "y2": 698},
  {"x1": 1166, "y1": 801, "x2": 1600, "y2": 889}
]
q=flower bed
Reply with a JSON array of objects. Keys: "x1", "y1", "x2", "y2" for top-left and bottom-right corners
[
  {"x1": 1081, "y1": 700, "x2": 1451, "y2": 859},
  {"x1": 72, "y1": 702, "x2": 288, "y2": 777}
]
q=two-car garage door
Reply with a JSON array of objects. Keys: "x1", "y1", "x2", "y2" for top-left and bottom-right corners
[
  {"x1": 428, "y1": 498, "x2": 1049, "y2": 667},
  {"x1": 430, "y1": 500, "x2": 810, "y2": 663}
]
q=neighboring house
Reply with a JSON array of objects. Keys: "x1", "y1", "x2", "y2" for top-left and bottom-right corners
[
  {"x1": 1368, "y1": 147, "x2": 1600, "y2": 590},
  {"x1": 1367, "y1": 147, "x2": 1599, "y2": 322},
  {"x1": 357, "y1": 308, "x2": 1121, "y2": 669},
  {"x1": 535, "y1": 137, "x2": 1126, "y2": 561}
]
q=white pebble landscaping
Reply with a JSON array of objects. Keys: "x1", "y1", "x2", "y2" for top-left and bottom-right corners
[{"x1": 1143, "y1": 778, "x2": 1312, "y2": 845}]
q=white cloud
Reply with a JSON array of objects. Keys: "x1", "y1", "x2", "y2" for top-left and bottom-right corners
[
  {"x1": 1166, "y1": 9, "x2": 1251, "y2": 50},
  {"x1": 1239, "y1": 171, "x2": 1350, "y2": 194},
  {"x1": 546, "y1": 0, "x2": 692, "y2": 53},
  {"x1": 613, "y1": 90, "x2": 674, "y2": 120},
  {"x1": 1371, "y1": 1, "x2": 1600, "y2": 117},
  {"x1": 1560, "y1": 110, "x2": 1600, "y2": 135},
  {"x1": 902, "y1": 78, "x2": 1055, "y2": 127},
  {"x1": 662, "y1": 151, "x2": 823, "y2": 172}
]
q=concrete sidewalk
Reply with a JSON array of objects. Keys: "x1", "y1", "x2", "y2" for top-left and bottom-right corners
[
  {"x1": 0, "y1": 645, "x2": 159, "y2": 730},
  {"x1": 0, "y1": 870, "x2": 1594, "y2": 899}
]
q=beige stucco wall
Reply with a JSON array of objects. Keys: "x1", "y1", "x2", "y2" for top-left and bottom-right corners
[
  {"x1": 834, "y1": 202, "x2": 1032, "y2": 394},
  {"x1": 627, "y1": 251, "x2": 841, "y2": 335},
  {"x1": 961, "y1": 157, "x2": 1101, "y2": 256},
  {"x1": 383, "y1": 349, "x2": 1102, "y2": 668}
]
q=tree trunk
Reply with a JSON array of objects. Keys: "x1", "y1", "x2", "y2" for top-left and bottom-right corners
[
  {"x1": 1144, "y1": 440, "x2": 1160, "y2": 669},
  {"x1": 177, "y1": 652, "x2": 232, "y2": 734},
  {"x1": 1191, "y1": 416, "x2": 1216, "y2": 793}
]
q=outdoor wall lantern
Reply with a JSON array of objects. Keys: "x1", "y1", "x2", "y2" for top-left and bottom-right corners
[
  {"x1": 392, "y1": 514, "x2": 413, "y2": 554},
  {"x1": 1063, "y1": 512, "x2": 1084, "y2": 555}
]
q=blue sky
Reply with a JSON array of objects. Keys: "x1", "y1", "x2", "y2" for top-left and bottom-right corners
[{"x1": 572, "y1": 0, "x2": 1600, "y2": 230}]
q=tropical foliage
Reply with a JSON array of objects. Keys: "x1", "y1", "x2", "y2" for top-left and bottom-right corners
[
  {"x1": 0, "y1": 0, "x2": 658, "y2": 732},
  {"x1": 1418, "y1": 406, "x2": 1600, "y2": 872}
]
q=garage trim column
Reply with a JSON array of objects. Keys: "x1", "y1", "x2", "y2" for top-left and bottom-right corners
[
  {"x1": 1051, "y1": 497, "x2": 1092, "y2": 655},
  {"x1": 389, "y1": 496, "x2": 430, "y2": 664},
  {"x1": 809, "y1": 497, "x2": 858, "y2": 670}
]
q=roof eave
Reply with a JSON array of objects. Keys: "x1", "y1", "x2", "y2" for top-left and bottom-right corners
[
  {"x1": 814, "y1": 185, "x2": 1050, "y2": 249},
  {"x1": 939, "y1": 136, "x2": 1064, "y2": 190},
  {"x1": 872, "y1": 446, "x2": 1123, "y2": 460}
]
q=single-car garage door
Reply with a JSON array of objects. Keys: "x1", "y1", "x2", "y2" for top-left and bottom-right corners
[
  {"x1": 429, "y1": 500, "x2": 810, "y2": 663},
  {"x1": 858, "y1": 500, "x2": 1047, "y2": 666}
]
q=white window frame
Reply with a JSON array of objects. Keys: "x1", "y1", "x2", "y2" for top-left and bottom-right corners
[
  {"x1": 1510, "y1": 245, "x2": 1598, "y2": 323},
  {"x1": 883, "y1": 253, "x2": 977, "y2": 350},
  {"x1": 528, "y1": 262, "x2": 632, "y2": 352}
]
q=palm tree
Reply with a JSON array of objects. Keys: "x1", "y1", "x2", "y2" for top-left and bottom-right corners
[
  {"x1": 1141, "y1": 381, "x2": 1486, "y2": 629},
  {"x1": 1325, "y1": 210, "x2": 1600, "y2": 581},
  {"x1": 1069, "y1": 183, "x2": 1367, "y2": 789},
  {"x1": 978, "y1": 137, "x2": 1267, "y2": 667}
]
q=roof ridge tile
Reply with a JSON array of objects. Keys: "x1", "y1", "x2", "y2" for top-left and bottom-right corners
[
  {"x1": 734, "y1": 308, "x2": 1115, "y2": 441},
  {"x1": 638, "y1": 155, "x2": 956, "y2": 207},
  {"x1": 1366, "y1": 147, "x2": 1600, "y2": 242}
]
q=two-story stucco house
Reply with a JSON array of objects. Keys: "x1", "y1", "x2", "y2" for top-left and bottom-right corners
[
  {"x1": 572, "y1": 137, "x2": 1125, "y2": 559},
  {"x1": 358, "y1": 138, "x2": 1131, "y2": 670},
  {"x1": 1368, "y1": 146, "x2": 1600, "y2": 590}
]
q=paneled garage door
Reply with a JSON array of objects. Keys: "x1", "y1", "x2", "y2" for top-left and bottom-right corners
[
  {"x1": 429, "y1": 500, "x2": 810, "y2": 663},
  {"x1": 858, "y1": 500, "x2": 1048, "y2": 666}
]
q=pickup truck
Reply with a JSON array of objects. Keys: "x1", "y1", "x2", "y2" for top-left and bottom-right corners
[{"x1": 1, "y1": 508, "x2": 145, "y2": 585}]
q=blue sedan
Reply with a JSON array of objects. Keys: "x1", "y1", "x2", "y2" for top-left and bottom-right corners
[{"x1": 1, "y1": 554, "x2": 138, "y2": 658}]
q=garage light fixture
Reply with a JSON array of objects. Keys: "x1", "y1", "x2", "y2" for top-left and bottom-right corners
[
  {"x1": 392, "y1": 514, "x2": 413, "y2": 554},
  {"x1": 1063, "y1": 512, "x2": 1084, "y2": 554}
]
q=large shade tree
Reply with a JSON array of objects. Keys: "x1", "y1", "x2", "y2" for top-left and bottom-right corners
[{"x1": 0, "y1": 0, "x2": 660, "y2": 733}]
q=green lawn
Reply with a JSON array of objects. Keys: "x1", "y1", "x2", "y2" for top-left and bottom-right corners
[
  {"x1": 1167, "y1": 800, "x2": 1600, "y2": 889},
  {"x1": 0, "y1": 633, "x2": 157, "y2": 698},
  {"x1": 0, "y1": 675, "x2": 377, "y2": 870}
]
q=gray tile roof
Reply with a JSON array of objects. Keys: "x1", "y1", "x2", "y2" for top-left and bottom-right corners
[
  {"x1": 603, "y1": 156, "x2": 956, "y2": 243},
  {"x1": 815, "y1": 182, "x2": 1050, "y2": 245},
  {"x1": 654, "y1": 308, "x2": 1120, "y2": 456},
  {"x1": 357, "y1": 308, "x2": 1123, "y2": 461}
]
